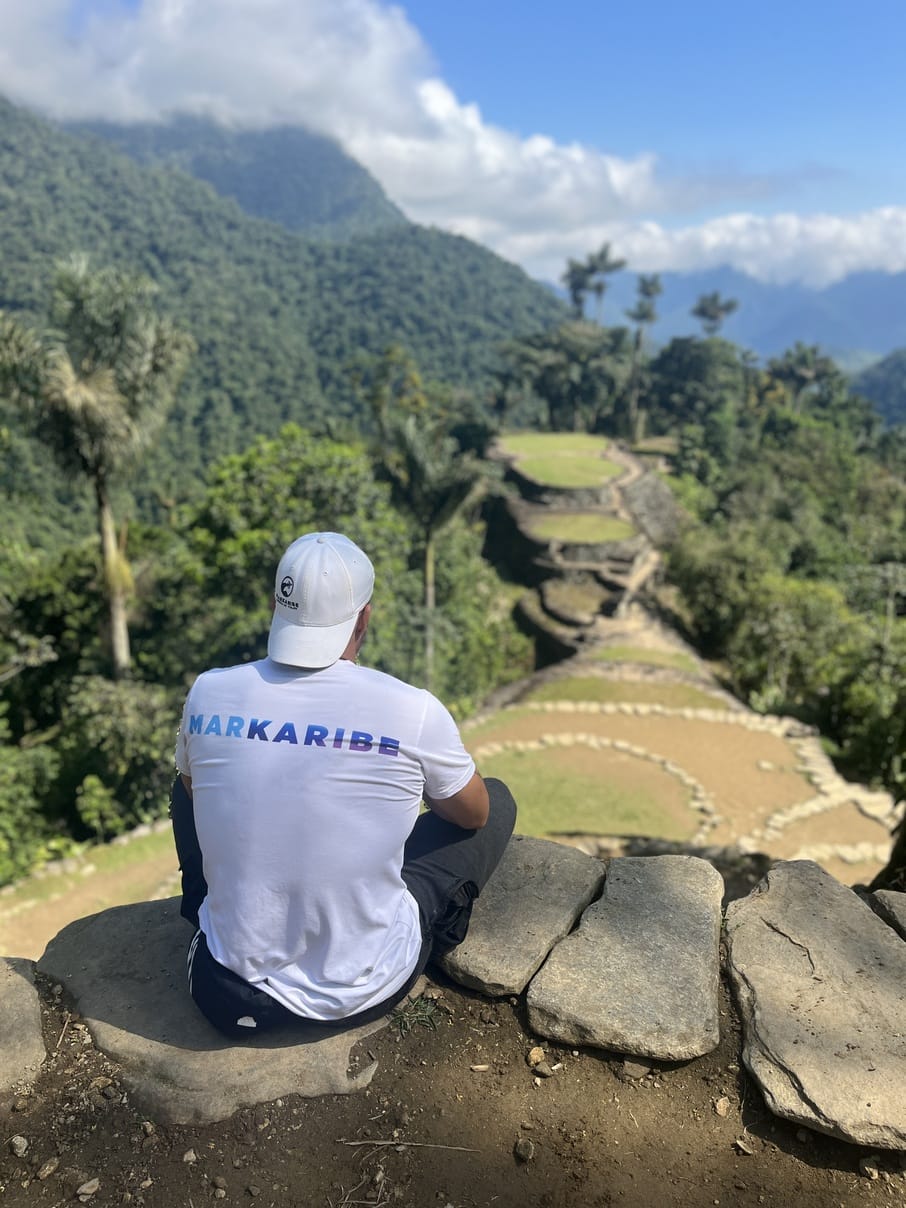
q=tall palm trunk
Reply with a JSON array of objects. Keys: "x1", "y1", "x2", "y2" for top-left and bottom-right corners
[
  {"x1": 96, "y1": 480, "x2": 131, "y2": 680},
  {"x1": 424, "y1": 531, "x2": 435, "y2": 693},
  {"x1": 628, "y1": 326, "x2": 647, "y2": 444}
]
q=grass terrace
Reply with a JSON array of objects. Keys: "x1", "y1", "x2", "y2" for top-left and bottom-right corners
[
  {"x1": 0, "y1": 828, "x2": 177, "y2": 960},
  {"x1": 474, "y1": 744, "x2": 695, "y2": 841},
  {"x1": 523, "y1": 677, "x2": 728, "y2": 709},
  {"x1": 464, "y1": 706, "x2": 818, "y2": 851},
  {"x1": 527, "y1": 512, "x2": 637, "y2": 544},
  {"x1": 542, "y1": 579, "x2": 610, "y2": 616},
  {"x1": 498, "y1": 431, "x2": 622, "y2": 488},
  {"x1": 591, "y1": 644, "x2": 701, "y2": 674}
]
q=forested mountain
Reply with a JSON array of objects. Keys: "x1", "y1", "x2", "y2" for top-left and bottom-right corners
[
  {"x1": 67, "y1": 116, "x2": 407, "y2": 241},
  {"x1": 0, "y1": 96, "x2": 565, "y2": 537},
  {"x1": 853, "y1": 348, "x2": 906, "y2": 426}
]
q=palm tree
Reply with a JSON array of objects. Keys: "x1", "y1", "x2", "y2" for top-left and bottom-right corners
[
  {"x1": 624, "y1": 273, "x2": 662, "y2": 441},
  {"x1": 380, "y1": 413, "x2": 493, "y2": 691},
  {"x1": 0, "y1": 256, "x2": 192, "y2": 679},
  {"x1": 561, "y1": 259, "x2": 590, "y2": 318},
  {"x1": 691, "y1": 291, "x2": 738, "y2": 336},
  {"x1": 585, "y1": 243, "x2": 627, "y2": 324}
]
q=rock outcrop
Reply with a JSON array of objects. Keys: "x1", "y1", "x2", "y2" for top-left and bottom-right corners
[
  {"x1": 36, "y1": 899, "x2": 383, "y2": 1124},
  {"x1": 726, "y1": 860, "x2": 906, "y2": 1149},
  {"x1": 439, "y1": 834, "x2": 604, "y2": 996},
  {"x1": 0, "y1": 958, "x2": 45, "y2": 1093},
  {"x1": 525, "y1": 855, "x2": 723, "y2": 1059}
]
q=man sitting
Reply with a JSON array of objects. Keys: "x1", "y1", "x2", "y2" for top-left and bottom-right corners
[{"x1": 171, "y1": 531, "x2": 516, "y2": 1037}]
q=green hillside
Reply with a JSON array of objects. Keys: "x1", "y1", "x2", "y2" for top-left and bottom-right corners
[
  {"x1": 68, "y1": 115, "x2": 407, "y2": 241},
  {"x1": 0, "y1": 97, "x2": 565, "y2": 537},
  {"x1": 853, "y1": 348, "x2": 906, "y2": 426}
]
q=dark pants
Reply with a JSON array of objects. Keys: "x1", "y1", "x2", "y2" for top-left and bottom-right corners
[{"x1": 170, "y1": 777, "x2": 516, "y2": 1039}]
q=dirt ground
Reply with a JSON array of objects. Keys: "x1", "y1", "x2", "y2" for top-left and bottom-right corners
[{"x1": 3, "y1": 957, "x2": 906, "y2": 1208}]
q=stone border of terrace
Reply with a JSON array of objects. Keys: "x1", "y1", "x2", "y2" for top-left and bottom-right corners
[{"x1": 466, "y1": 698, "x2": 902, "y2": 877}]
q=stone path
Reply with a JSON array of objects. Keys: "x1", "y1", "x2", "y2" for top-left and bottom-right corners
[
  {"x1": 487, "y1": 434, "x2": 902, "y2": 888},
  {"x1": 4, "y1": 849, "x2": 906, "y2": 1150}
]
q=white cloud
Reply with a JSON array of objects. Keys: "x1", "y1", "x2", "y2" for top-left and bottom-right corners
[
  {"x1": 497, "y1": 208, "x2": 906, "y2": 287},
  {"x1": 0, "y1": 0, "x2": 901, "y2": 288}
]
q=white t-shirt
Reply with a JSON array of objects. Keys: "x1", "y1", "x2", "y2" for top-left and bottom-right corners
[{"x1": 174, "y1": 657, "x2": 475, "y2": 1020}]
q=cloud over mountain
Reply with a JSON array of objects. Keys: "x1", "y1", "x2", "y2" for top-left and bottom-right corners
[{"x1": 0, "y1": 0, "x2": 902, "y2": 286}]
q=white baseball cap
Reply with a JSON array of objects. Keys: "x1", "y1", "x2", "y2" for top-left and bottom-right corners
[{"x1": 267, "y1": 532, "x2": 375, "y2": 668}]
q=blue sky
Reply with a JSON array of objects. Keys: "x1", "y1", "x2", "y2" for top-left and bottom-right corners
[
  {"x1": 5, "y1": 0, "x2": 906, "y2": 284},
  {"x1": 403, "y1": 0, "x2": 903, "y2": 215}
]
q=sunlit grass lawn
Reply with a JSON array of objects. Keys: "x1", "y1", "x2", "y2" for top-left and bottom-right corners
[
  {"x1": 499, "y1": 432, "x2": 612, "y2": 457},
  {"x1": 499, "y1": 432, "x2": 622, "y2": 489},
  {"x1": 517, "y1": 455, "x2": 622, "y2": 488},
  {"x1": 524, "y1": 678, "x2": 725, "y2": 709},
  {"x1": 479, "y1": 747, "x2": 693, "y2": 840},
  {"x1": 591, "y1": 644, "x2": 700, "y2": 674},
  {"x1": 528, "y1": 513, "x2": 636, "y2": 543},
  {"x1": 543, "y1": 580, "x2": 608, "y2": 615}
]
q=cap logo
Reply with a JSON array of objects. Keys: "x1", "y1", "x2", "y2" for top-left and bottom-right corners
[{"x1": 280, "y1": 575, "x2": 294, "y2": 598}]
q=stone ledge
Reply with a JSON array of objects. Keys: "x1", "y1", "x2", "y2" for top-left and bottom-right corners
[
  {"x1": 0, "y1": 957, "x2": 45, "y2": 1093},
  {"x1": 37, "y1": 899, "x2": 383, "y2": 1124}
]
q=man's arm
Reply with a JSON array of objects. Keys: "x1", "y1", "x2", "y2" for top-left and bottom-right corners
[{"x1": 424, "y1": 771, "x2": 489, "y2": 830}]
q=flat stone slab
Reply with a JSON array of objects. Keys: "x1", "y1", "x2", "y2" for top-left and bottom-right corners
[
  {"x1": 871, "y1": 889, "x2": 906, "y2": 940},
  {"x1": 439, "y1": 835, "x2": 605, "y2": 996},
  {"x1": 726, "y1": 860, "x2": 906, "y2": 1148},
  {"x1": 38, "y1": 899, "x2": 385, "y2": 1124},
  {"x1": 526, "y1": 855, "x2": 723, "y2": 1059},
  {"x1": 0, "y1": 958, "x2": 45, "y2": 1091}
]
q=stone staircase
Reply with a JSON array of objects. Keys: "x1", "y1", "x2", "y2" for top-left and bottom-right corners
[{"x1": 489, "y1": 437, "x2": 678, "y2": 657}]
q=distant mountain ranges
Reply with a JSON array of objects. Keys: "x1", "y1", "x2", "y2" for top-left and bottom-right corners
[
  {"x1": 591, "y1": 266, "x2": 906, "y2": 372},
  {"x1": 59, "y1": 108, "x2": 906, "y2": 375},
  {"x1": 2, "y1": 94, "x2": 905, "y2": 489},
  {"x1": 69, "y1": 112, "x2": 906, "y2": 420}
]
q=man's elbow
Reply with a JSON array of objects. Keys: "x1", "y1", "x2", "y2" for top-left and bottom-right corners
[
  {"x1": 464, "y1": 779, "x2": 491, "y2": 829},
  {"x1": 462, "y1": 801, "x2": 489, "y2": 829},
  {"x1": 427, "y1": 775, "x2": 490, "y2": 829}
]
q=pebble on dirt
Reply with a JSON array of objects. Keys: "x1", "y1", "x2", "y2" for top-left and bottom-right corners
[
  {"x1": 36, "y1": 1156, "x2": 59, "y2": 1180},
  {"x1": 514, "y1": 1138, "x2": 535, "y2": 1163},
  {"x1": 9, "y1": 1135, "x2": 28, "y2": 1156},
  {"x1": 859, "y1": 1156, "x2": 881, "y2": 1180}
]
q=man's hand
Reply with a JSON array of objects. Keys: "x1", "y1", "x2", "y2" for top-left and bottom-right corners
[
  {"x1": 180, "y1": 772, "x2": 193, "y2": 799},
  {"x1": 425, "y1": 771, "x2": 489, "y2": 829}
]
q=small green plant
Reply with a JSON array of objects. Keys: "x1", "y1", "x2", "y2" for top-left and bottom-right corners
[{"x1": 390, "y1": 994, "x2": 440, "y2": 1038}]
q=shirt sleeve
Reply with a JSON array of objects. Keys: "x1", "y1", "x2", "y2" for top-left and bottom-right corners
[
  {"x1": 416, "y1": 691, "x2": 476, "y2": 801},
  {"x1": 174, "y1": 686, "x2": 194, "y2": 775}
]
